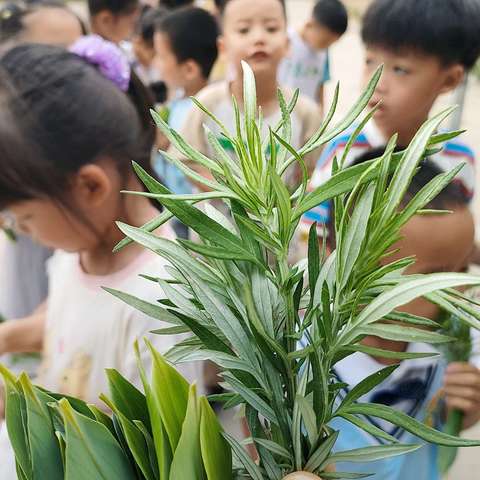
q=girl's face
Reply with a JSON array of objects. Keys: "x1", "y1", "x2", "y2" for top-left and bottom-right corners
[
  {"x1": 4, "y1": 160, "x2": 126, "y2": 252},
  {"x1": 6, "y1": 199, "x2": 98, "y2": 252}
]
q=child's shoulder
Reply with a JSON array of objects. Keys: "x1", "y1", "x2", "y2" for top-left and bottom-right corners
[
  {"x1": 440, "y1": 136, "x2": 475, "y2": 162},
  {"x1": 193, "y1": 81, "x2": 230, "y2": 109}
]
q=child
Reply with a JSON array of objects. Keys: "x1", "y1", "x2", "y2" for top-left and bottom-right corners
[
  {"x1": 169, "y1": 0, "x2": 322, "y2": 189},
  {"x1": 302, "y1": 0, "x2": 480, "y2": 231},
  {"x1": 0, "y1": 39, "x2": 200, "y2": 405},
  {"x1": 152, "y1": 6, "x2": 219, "y2": 196},
  {"x1": 132, "y1": 5, "x2": 167, "y2": 85},
  {"x1": 88, "y1": 0, "x2": 140, "y2": 44},
  {"x1": 326, "y1": 151, "x2": 480, "y2": 479},
  {"x1": 278, "y1": 0, "x2": 348, "y2": 108},
  {"x1": 0, "y1": 0, "x2": 85, "y2": 50}
]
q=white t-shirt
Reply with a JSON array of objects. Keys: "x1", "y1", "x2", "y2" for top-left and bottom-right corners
[
  {"x1": 37, "y1": 225, "x2": 201, "y2": 405},
  {"x1": 278, "y1": 29, "x2": 331, "y2": 102}
]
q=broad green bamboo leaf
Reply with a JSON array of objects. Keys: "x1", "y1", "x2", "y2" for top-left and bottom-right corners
[
  {"x1": 19, "y1": 375, "x2": 63, "y2": 480},
  {"x1": 323, "y1": 444, "x2": 421, "y2": 466},
  {"x1": 105, "y1": 369, "x2": 150, "y2": 431},
  {"x1": 345, "y1": 403, "x2": 480, "y2": 447},
  {"x1": 101, "y1": 395, "x2": 157, "y2": 480},
  {"x1": 199, "y1": 396, "x2": 233, "y2": 480},
  {"x1": 134, "y1": 342, "x2": 172, "y2": 480},
  {"x1": 87, "y1": 404, "x2": 116, "y2": 437},
  {"x1": 169, "y1": 385, "x2": 205, "y2": 480},
  {"x1": 223, "y1": 433, "x2": 263, "y2": 480},
  {"x1": 58, "y1": 399, "x2": 135, "y2": 480},
  {"x1": 134, "y1": 420, "x2": 160, "y2": 479},
  {"x1": 146, "y1": 340, "x2": 189, "y2": 453},
  {"x1": 0, "y1": 366, "x2": 32, "y2": 479}
]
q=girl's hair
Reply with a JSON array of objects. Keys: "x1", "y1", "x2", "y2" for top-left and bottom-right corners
[
  {"x1": 0, "y1": 1, "x2": 87, "y2": 44},
  {"x1": 0, "y1": 43, "x2": 157, "y2": 211}
]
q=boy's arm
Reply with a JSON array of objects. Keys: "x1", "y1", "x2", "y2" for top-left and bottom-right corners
[{"x1": 443, "y1": 362, "x2": 480, "y2": 429}]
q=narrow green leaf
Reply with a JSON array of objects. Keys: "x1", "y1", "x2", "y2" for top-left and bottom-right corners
[
  {"x1": 345, "y1": 403, "x2": 480, "y2": 446},
  {"x1": 323, "y1": 444, "x2": 421, "y2": 466},
  {"x1": 223, "y1": 433, "x2": 264, "y2": 480}
]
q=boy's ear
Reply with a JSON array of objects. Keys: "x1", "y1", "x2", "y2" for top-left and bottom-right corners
[
  {"x1": 439, "y1": 64, "x2": 465, "y2": 94},
  {"x1": 183, "y1": 59, "x2": 203, "y2": 82},
  {"x1": 217, "y1": 35, "x2": 225, "y2": 56}
]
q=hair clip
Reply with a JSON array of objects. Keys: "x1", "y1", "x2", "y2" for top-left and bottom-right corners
[{"x1": 69, "y1": 35, "x2": 131, "y2": 92}]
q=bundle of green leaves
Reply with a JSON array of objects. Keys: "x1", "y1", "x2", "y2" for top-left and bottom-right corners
[
  {"x1": 109, "y1": 62, "x2": 480, "y2": 478},
  {"x1": 0, "y1": 340, "x2": 231, "y2": 479}
]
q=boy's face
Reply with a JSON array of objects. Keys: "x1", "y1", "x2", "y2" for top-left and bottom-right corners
[
  {"x1": 304, "y1": 20, "x2": 341, "y2": 51},
  {"x1": 219, "y1": 0, "x2": 288, "y2": 78},
  {"x1": 153, "y1": 32, "x2": 186, "y2": 90},
  {"x1": 386, "y1": 207, "x2": 474, "y2": 320},
  {"x1": 363, "y1": 46, "x2": 464, "y2": 138}
]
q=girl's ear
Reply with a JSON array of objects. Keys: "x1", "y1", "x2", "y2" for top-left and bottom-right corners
[
  {"x1": 72, "y1": 163, "x2": 113, "y2": 208},
  {"x1": 439, "y1": 64, "x2": 465, "y2": 94}
]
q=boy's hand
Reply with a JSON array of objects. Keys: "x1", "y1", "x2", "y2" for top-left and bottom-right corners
[{"x1": 444, "y1": 362, "x2": 480, "y2": 429}]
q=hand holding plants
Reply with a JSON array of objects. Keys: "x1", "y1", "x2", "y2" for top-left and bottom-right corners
[{"x1": 444, "y1": 362, "x2": 480, "y2": 429}]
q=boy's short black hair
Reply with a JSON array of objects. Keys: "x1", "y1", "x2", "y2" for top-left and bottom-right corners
[
  {"x1": 155, "y1": 7, "x2": 219, "y2": 79},
  {"x1": 159, "y1": 0, "x2": 194, "y2": 9},
  {"x1": 217, "y1": 0, "x2": 286, "y2": 16},
  {"x1": 362, "y1": 0, "x2": 480, "y2": 70},
  {"x1": 353, "y1": 147, "x2": 471, "y2": 209},
  {"x1": 135, "y1": 6, "x2": 167, "y2": 46},
  {"x1": 313, "y1": 0, "x2": 348, "y2": 36},
  {"x1": 88, "y1": 0, "x2": 139, "y2": 16}
]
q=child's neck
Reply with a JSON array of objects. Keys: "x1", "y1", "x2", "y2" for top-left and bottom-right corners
[
  {"x1": 375, "y1": 116, "x2": 429, "y2": 148},
  {"x1": 80, "y1": 179, "x2": 160, "y2": 276},
  {"x1": 184, "y1": 77, "x2": 208, "y2": 98},
  {"x1": 230, "y1": 71, "x2": 279, "y2": 114}
]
